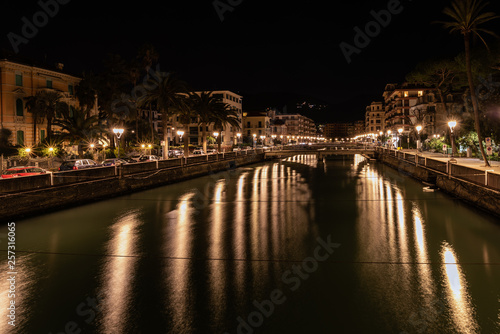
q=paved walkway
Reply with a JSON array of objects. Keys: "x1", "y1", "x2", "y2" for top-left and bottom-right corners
[{"x1": 399, "y1": 149, "x2": 500, "y2": 173}]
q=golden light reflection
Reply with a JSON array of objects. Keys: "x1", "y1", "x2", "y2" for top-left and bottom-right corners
[
  {"x1": 441, "y1": 242, "x2": 479, "y2": 333},
  {"x1": 100, "y1": 210, "x2": 141, "y2": 334},
  {"x1": 412, "y1": 205, "x2": 435, "y2": 298},
  {"x1": 165, "y1": 192, "x2": 196, "y2": 332}
]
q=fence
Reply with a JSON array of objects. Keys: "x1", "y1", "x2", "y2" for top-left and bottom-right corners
[{"x1": 377, "y1": 148, "x2": 500, "y2": 191}]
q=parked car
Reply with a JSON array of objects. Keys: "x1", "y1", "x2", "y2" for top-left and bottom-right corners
[
  {"x1": 168, "y1": 150, "x2": 183, "y2": 158},
  {"x1": 121, "y1": 157, "x2": 137, "y2": 164},
  {"x1": 1, "y1": 166, "x2": 48, "y2": 179},
  {"x1": 138, "y1": 155, "x2": 159, "y2": 162},
  {"x1": 206, "y1": 148, "x2": 217, "y2": 154},
  {"x1": 58, "y1": 159, "x2": 100, "y2": 171},
  {"x1": 101, "y1": 158, "x2": 128, "y2": 166},
  {"x1": 129, "y1": 154, "x2": 142, "y2": 162},
  {"x1": 192, "y1": 149, "x2": 205, "y2": 155}
]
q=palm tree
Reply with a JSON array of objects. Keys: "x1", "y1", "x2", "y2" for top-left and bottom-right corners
[
  {"x1": 210, "y1": 104, "x2": 241, "y2": 152},
  {"x1": 438, "y1": 0, "x2": 499, "y2": 166},
  {"x1": 53, "y1": 107, "x2": 102, "y2": 157},
  {"x1": 37, "y1": 90, "x2": 64, "y2": 143},
  {"x1": 138, "y1": 73, "x2": 187, "y2": 159},
  {"x1": 189, "y1": 91, "x2": 223, "y2": 153},
  {"x1": 24, "y1": 95, "x2": 44, "y2": 144},
  {"x1": 172, "y1": 95, "x2": 202, "y2": 157}
]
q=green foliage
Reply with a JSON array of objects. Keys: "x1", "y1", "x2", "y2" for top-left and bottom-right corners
[
  {"x1": 428, "y1": 137, "x2": 446, "y2": 151},
  {"x1": 457, "y1": 131, "x2": 479, "y2": 151}
]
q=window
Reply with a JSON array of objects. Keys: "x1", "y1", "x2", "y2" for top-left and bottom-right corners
[
  {"x1": 46, "y1": 79, "x2": 53, "y2": 89},
  {"x1": 68, "y1": 84, "x2": 74, "y2": 96},
  {"x1": 247, "y1": 121, "x2": 250, "y2": 128},
  {"x1": 16, "y1": 131, "x2": 24, "y2": 146},
  {"x1": 258, "y1": 121, "x2": 262, "y2": 128},
  {"x1": 40, "y1": 129, "x2": 45, "y2": 142},
  {"x1": 15, "y1": 73, "x2": 23, "y2": 86},
  {"x1": 16, "y1": 99, "x2": 23, "y2": 116},
  {"x1": 404, "y1": 91, "x2": 408, "y2": 97},
  {"x1": 418, "y1": 91, "x2": 423, "y2": 97}
]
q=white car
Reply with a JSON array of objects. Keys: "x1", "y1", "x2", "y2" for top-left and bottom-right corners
[{"x1": 192, "y1": 149, "x2": 205, "y2": 155}]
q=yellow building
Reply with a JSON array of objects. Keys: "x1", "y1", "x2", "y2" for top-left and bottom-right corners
[{"x1": 0, "y1": 59, "x2": 81, "y2": 146}]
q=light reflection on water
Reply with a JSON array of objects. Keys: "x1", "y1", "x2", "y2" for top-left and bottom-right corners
[
  {"x1": 99, "y1": 210, "x2": 141, "y2": 334},
  {"x1": 441, "y1": 242, "x2": 479, "y2": 333}
]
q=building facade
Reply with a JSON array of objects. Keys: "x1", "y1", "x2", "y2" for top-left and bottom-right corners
[
  {"x1": 365, "y1": 101, "x2": 385, "y2": 134},
  {"x1": 0, "y1": 59, "x2": 81, "y2": 146}
]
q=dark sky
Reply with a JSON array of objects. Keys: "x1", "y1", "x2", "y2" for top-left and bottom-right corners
[{"x1": 2, "y1": 0, "x2": 500, "y2": 121}]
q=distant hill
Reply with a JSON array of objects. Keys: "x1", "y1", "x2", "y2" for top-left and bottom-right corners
[{"x1": 242, "y1": 91, "x2": 376, "y2": 124}]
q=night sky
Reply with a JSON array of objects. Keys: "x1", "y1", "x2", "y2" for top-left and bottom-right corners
[{"x1": 2, "y1": 0, "x2": 500, "y2": 122}]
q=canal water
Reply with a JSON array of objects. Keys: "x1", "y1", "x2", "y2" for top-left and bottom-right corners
[{"x1": 1, "y1": 155, "x2": 500, "y2": 333}]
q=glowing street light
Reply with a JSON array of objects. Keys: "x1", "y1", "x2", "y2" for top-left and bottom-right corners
[
  {"x1": 448, "y1": 120, "x2": 457, "y2": 163},
  {"x1": 416, "y1": 125, "x2": 422, "y2": 152},
  {"x1": 113, "y1": 128, "x2": 124, "y2": 158}
]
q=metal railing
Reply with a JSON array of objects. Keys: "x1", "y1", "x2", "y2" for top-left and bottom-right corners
[{"x1": 377, "y1": 148, "x2": 500, "y2": 191}]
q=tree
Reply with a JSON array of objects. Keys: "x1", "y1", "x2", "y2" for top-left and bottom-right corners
[
  {"x1": 438, "y1": 0, "x2": 499, "y2": 166},
  {"x1": 138, "y1": 73, "x2": 187, "y2": 159},
  {"x1": 210, "y1": 103, "x2": 241, "y2": 152},
  {"x1": 53, "y1": 106, "x2": 102, "y2": 157},
  {"x1": 173, "y1": 95, "x2": 199, "y2": 157},
  {"x1": 36, "y1": 91, "x2": 65, "y2": 143},
  {"x1": 189, "y1": 91, "x2": 223, "y2": 153},
  {"x1": 24, "y1": 95, "x2": 44, "y2": 144}
]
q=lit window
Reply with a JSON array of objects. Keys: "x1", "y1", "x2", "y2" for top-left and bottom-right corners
[
  {"x1": 404, "y1": 91, "x2": 409, "y2": 97},
  {"x1": 418, "y1": 91, "x2": 423, "y2": 97}
]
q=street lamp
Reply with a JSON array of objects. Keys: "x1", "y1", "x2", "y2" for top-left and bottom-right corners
[
  {"x1": 448, "y1": 120, "x2": 457, "y2": 163},
  {"x1": 113, "y1": 128, "x2": 124, "y2": 158},
  {"x1": 236, "y1": 132, "x2": 241, "y2": 147},
  {"x1": 148, "y1": 144, "x2": 152, "y2": 155},
  {"x1": 416, "y1": 125, "x2": 422, "y2": 152},
  {"x1": 397, "y1": 128, "x2": 403, "y2": 150}
]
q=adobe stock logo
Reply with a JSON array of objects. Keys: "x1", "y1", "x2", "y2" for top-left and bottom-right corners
[
  {"x1": 7, "y1": 0, "x2": 71, "y2": 54},
  {"x1": 339, "y1": 0, "x2": 407, "y2": 64}
]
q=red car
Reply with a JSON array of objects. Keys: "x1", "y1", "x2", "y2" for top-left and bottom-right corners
[{"x1": 1, "y1": 166, "x2": 48, "y2": 179}]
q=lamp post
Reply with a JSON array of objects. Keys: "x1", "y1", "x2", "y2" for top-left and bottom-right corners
[
  {"x1": 252, "y1": 134, "x2": 256, "y2": 148},
  {"x1": 448, "y1": 120, "x2": 457, "y2": 163},
  {"x1": 236, "y1": 132, "x2": 241, "y2": 147},
  {"x1": 416, "y1": 125, "x2": 422, "y2": 152},
  {"x1": 148, "y1": 144, "x2": 152, "y2": 155},
  {"x1": 113, "y1": 128, "x2": 124, "y2": 158},
  {"x1": 397, "y1": 128, "x2": 403, "y2": 150},
  {"x1": 386, "y1": 130, "x2": 392, "y2": 148},
  {"x1": 177, "y1": 130, "x2": 185, "y2": 155},
  {"x1": 213, "y1": 132, "x2": 219, "y2": 152}
]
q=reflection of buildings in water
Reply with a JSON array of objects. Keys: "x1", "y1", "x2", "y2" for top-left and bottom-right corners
[
  {"x1": 441, "y1": 242, "x2": 479, "y2": 333},
  {"x1": 100, "y1": 210, "x2": 142, "y2": 334}
]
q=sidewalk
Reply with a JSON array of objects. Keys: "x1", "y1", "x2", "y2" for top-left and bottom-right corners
[{"x1": 399, "y1": 149, "x2": 500, "y2": 173}]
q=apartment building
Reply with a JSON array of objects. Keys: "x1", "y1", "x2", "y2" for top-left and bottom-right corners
[
  {"x1": 365, "y1": 101, "x2": 385, "y2": 133},
  {"x1": 382, "y1": 83, "x2": 423, "y2": 135},
  {"x1": 0, "y1": 59, "x2": 81, "y2": 146}
]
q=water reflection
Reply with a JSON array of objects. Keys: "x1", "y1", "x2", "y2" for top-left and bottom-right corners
[
  {"x1": 164, "y1": 192, "x2": 196, "y2": 332},
  {"x1": 99, "y1": 210, "x2": 142, "y2": 334},
  {"x1": 441, "y1": 242, "x2": 479, "y2": 333}
]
